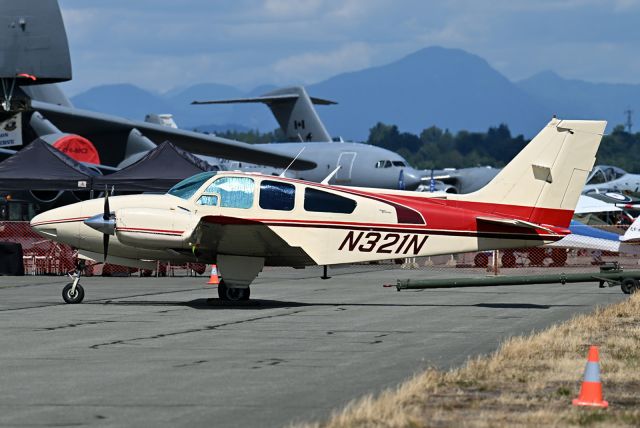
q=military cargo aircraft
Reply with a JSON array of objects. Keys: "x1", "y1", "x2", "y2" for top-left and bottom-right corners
[
  {"x1": 193, "y1": 85, "x2": 424, "y2": 189},
  {"x1": 0, "y1": 0, "x2": 311, "y2": 202},
  {"x1": 1, "y1": 0, "x2": 422, "y2": 201},
  {"x1": 31, "y1": 118, "x2": 606, "y2": 303}
]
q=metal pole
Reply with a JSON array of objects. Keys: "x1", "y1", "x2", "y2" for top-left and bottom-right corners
[{"x1": 321, "y1": 265, "x2": 331, "y2": 280}]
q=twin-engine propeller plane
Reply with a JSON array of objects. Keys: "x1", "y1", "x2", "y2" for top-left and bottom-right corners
[{"x1": 31, "y1": 118, "x2": 606, "y2": 303}]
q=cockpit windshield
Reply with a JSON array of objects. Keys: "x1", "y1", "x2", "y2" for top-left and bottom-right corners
[
  {"x1": 587, "y1": 166, "x2": 626, "y2": 185},
  {"x1": 167, "y1": 172, "x2": 217, "y2": 200}
]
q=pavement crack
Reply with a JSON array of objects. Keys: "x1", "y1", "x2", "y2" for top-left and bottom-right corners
[
  {"x1": 89, "y1": 310, "x2": 304, "y2": 349},
  {"x1": 35, "y1": 320, "x2": 120, "y2": 331},
  {"x1": 173, "y1": 360, "x2": 208, "y2": 368}
]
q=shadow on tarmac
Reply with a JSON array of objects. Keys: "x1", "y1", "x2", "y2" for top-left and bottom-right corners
[{"x1": 89, "y1": 298, "x2": 584, "y2": 310}]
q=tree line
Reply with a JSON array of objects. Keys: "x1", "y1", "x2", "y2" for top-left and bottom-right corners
[{"x1": 211, "y1": 123, "x2": 640, "y2": 172}]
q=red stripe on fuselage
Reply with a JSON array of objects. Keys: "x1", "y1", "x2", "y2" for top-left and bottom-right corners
[
  {"x1": 202, "y1": 216, "x2": 567, "y2": 241},
  {"x1": 116, "y1": 227, "x2": 184, "y2": 235},
  {"x1": 217, "y1": 172, "x2": 574, "y2": 229},
  {"x1": 30, "y1": 216, "x2": 90, "y2": 227}
]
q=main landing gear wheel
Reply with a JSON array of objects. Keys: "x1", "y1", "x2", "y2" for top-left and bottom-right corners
[
  {"x1": 217, "y1": 280, "x2": 250, "y2": 301},
  {"x1": 62, "y1": 283, "x2": 85, "y2": 304}
]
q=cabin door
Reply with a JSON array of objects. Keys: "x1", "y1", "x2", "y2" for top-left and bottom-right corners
[{"x1": 335, "y1": 152, "x2": 357, "y2": 184}]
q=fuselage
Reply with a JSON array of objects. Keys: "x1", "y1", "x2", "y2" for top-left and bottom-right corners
[
  {"x1": 31, "y1": 171, "x2": 570, "y2": 269},
  {"x1": 208, "y1": 142, "x2": 423, "y2": 190}
]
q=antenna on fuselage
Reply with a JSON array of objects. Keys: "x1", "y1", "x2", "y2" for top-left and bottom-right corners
[
  {"x1": 321, "y1": 165, "x2": 341, "y2": 185},
  {"x1": 279, "y1": 147, "x2": 305, "y2": 178}
]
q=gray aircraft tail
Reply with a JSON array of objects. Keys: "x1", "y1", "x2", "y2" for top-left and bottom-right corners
[
  {"x1": 0, "y1": 0, "x2": 72, "y2": 111},
  {"x1": 192, "y1": 86, "x2": 336, "y2": 142}
]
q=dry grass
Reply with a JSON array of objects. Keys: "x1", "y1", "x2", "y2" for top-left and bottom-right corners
[{"x1": 298, "y1": 294, "x2": 640, "y2": 428}]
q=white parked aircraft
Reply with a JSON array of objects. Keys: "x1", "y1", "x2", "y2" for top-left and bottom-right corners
[{"x1": 31, "y1": 119, "x2": 606, "y2": 303}]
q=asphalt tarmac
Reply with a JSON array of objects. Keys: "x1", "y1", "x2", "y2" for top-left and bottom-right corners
[{"x1": 0, "y1": 265, "x2": 626, "y2": 427}]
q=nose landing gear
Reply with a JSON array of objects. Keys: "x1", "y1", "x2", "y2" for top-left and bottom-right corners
[{"x1": 62, "y1": 260, "x2": 86, "y2": 304}]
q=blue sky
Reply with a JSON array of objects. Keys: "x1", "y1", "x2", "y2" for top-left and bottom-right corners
[{"x1": 58, "y1": 0, "x2": 640, "y2": 96}]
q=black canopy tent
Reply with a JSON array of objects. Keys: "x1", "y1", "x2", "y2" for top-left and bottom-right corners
[
  {"x1": 0, "y1": 138, "x2": 96, "y2": 190},
  {"x1": 94, "y1": 141, "x2": 218, "y2": 192}
]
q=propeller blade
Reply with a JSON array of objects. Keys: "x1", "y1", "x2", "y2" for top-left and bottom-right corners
[
  {"x1": 103, "y1": 233, "x2": 109, "y2": 262},
  {"x1": 103, "y1": 186, "x2": 110, "y2": 261},
  {"x1": 103, "y1": 186, "x2": 110, "y2": 221}
]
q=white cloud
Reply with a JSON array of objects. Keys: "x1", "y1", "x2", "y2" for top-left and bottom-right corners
[
  {"x1": 263, "y1": 0, "x2": 324, "y2": 18},
  {"x1": 56, "y1": 0, "x2": 640, "y2": 94},
  {"x1": 271, "y1": 43, "x2": 374, "y2": 84}
]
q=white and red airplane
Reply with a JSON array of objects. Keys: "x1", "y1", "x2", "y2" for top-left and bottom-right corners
[{"x1": 31, "y1": 118, "x2": 606, "y2": 303}]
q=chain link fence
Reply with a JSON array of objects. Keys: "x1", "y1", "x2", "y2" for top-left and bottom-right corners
[
  {"x1": 0, "y1": 221, "x2": 207, "y2": 277},
  {"x1": 2, "y1": 221, "x2": 638, "y2": 277}
]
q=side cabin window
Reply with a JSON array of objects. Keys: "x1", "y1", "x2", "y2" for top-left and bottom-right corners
[
  {"x1": 197, "y1": 195, "x2": 219, "y2": 206},
  {"x1": 199, "y1": 177, "x2": 254, "y2": 209},
  {"x1": 259, "y1": 180, "x2": 295, "y2": 211},
  {"x1": 304, "y1": 188, "x2": 356, "y2": 214}
]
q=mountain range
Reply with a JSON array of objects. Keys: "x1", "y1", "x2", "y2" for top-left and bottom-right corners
[{"x1": 70, "y1": 46, "x2": 639, "y2": 140}]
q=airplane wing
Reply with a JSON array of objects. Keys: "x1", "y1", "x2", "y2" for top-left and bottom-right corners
[
  {"x1": 30, "y1": 101, "x2": 317, "y2": 170},
  {"x1": 190, "y1": 215, "x2": 314, "y2": 266}
]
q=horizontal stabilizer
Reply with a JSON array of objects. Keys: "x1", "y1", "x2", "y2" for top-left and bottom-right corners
[
  {"x1": 192, "y1": 86, "x2": 334, "y2": 142},
  {"x1": 477, "y1": 216, "x2": 556, "y2": 234},
  {"x1": 192, "y1": 94, "x2": 337, "y2": 106}
]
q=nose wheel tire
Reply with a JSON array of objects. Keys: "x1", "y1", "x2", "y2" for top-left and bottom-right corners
[
  {"x1": 217, "y1": 281, "x2": 250, "y2": 301},
  {"x1": 62, "y1": 283, "x2": 85, "y2": 304}
]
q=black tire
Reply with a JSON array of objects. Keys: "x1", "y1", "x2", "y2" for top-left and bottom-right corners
[
  {"x1": 550, "y1": 248, "x2": 568, "y2": 267},
  {"x1": 474, "y1": 253, "x2": 489, "y2": 268},
  {"x1": 620, "y1": 278, "x2": 638, "y2": 295},
  {"x1": 502, "y1": 252, "x2": 516, "y2": 268},
  {"x1": 217, "y1": 281, "x2": 250, "y2": 301},
  {"x1": 62, "y1": 283, "x2": 85, "y2": 304}
]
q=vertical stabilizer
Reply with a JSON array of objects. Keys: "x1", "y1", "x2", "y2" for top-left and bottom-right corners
[
  {"x1": 457, "y1": 118, "x2": 607, "y2": 226},
  {"x1": 621, "y1": 216, "x2": 640, "y2": 242},
  {"x1": 0, "y1": 0, "x2": 72, "y2": 84},
  {"x1": 192, "y1": 86, "x2": 336, "y2": 142}
]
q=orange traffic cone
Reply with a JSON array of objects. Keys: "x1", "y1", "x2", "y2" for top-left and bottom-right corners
[
  {"x1": 572, "y1": 346, "x2": 608, "y2": 408},
  {"x1": 207, "y1": 264, "x2": 220, "y2": 285}
]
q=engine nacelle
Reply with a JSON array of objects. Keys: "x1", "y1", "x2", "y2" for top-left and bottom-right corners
[{"x1": 115, "y1": 208, "x2": 196, "y2": 250}]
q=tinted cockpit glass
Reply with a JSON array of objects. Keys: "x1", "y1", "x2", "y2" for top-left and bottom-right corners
[
  {"x1": 167, "y1": 172, "x2": 217, "y2": 200},
  {"x1": 260, "y1": 180, "x2": 295, "y2": 211},
  {"x1": 304, "y1": 188, "x2": 356, "y2": 214}
]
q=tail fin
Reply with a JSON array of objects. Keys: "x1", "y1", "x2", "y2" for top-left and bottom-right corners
[
  {"x1": 0, "y1": 0, "x2": 71, "y2": 85},
  {"x1": 192, "y1": 86, "x2": 336, "y2": 142},
  {"x1": 457, "y1": 118, "x2": 607, "y2": 226},
  {"x1": 621, "y1": 216, "x2": 640, "y2": 242}
]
